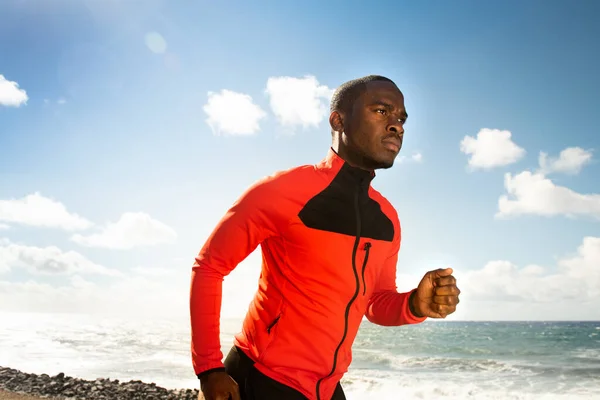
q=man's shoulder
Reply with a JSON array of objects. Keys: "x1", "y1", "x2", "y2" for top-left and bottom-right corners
[
  {"x1": 243, "y1": 163, "x2": 319, "y2": 196},
  {"x1": 369, "y1": 186, "x2": 400, "y2": 223},
  {"x1": 265, "y1": 163, "x2": 318, "y2": 183}
]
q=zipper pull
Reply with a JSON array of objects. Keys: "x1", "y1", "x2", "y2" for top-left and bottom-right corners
[
  {"x1": 362, "y1": 242, "x2": 372, "y2": 296},
  {"x1": 267, "y1": 315, "x2": 281, "y2": 334}
]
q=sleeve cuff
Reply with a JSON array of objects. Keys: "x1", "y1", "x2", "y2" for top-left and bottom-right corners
[
  {"x1": 197, "y1": 366, "x2": 226, "y2": 380},
  {"x1": 405, "y1": 289, "x2": 427, "y2": 323}
]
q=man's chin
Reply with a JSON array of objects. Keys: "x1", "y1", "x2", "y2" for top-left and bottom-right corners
[
  {"x1": 371, "y1": 157, "x2": 395, "y2": 170},
  {"x1": 359, "y1": 150, "x2": 398, "y2": 170},
  {"x1": 377, "y1": 151, "x2": 401, "y2": 169}
]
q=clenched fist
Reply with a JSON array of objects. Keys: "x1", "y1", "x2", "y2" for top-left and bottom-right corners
[{"x1": 411, "y1": 267, "x2": 460, "y2": 318}]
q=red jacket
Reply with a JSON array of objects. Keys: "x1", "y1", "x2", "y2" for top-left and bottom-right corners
[{"x1": 190, "y1": 148, "x2": 426, "y2": 400}]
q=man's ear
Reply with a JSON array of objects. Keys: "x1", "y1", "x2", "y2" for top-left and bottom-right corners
[{"x1": 329, "y1": 110, "x2": 344, "y2": 134}]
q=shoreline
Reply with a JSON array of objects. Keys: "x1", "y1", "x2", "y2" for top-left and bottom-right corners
[{"x1": 0, "y1": 367, "x2": 199, "y2": 400}]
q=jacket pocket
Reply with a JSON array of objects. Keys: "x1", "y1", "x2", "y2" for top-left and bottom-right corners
[
  {"x1": 266, "y1": 314, "x2": 281, "y2": 334},
  {"x1": 258, "y1": 312, "x2": 282, "y2": 363}
]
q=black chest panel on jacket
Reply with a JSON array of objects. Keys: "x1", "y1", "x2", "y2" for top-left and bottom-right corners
[{"x1": 298, "y1": 163, "x2": 394, "y2": 242}]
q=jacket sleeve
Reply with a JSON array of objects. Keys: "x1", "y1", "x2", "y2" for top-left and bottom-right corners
[
  {"x1": 189, "y1": 177, "x2": 281, "y2": 378},
  {"x1": 365, "y1": 219, "x2": 427, "y2": 326}
]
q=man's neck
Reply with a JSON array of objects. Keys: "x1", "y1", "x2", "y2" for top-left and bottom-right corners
[{"x1": 330, "y1": 140, "x2": 375, "y2": 173}]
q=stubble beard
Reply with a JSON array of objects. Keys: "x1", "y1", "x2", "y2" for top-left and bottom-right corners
[{"x1": 347, "y1": 143, "x2": 396, "y2": 170}]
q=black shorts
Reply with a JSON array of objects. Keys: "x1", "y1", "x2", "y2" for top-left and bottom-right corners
[{"x1": 224, "y1": 346, "x2": 346, "y2": 400}]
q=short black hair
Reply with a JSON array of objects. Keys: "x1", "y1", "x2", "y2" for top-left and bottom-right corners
[{"x1": 330, "y1": 75, "x2": 397, "y2": 114}]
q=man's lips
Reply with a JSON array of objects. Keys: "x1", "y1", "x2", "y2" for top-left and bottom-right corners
[{"x1": 382, "y1": 138, "x2": 401, "y2": 152}]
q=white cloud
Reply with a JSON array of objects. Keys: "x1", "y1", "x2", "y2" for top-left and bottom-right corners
[
  {"x1": 0, "y1": 193, "x2": 93, "y2": 231},
  {"x1": 265, "y1": 75, "x2": 334, "y2": 130},
  {"x1": 203, "y1": 89, "x2": 266, "y2": 136},
  {"x1": 459, "y1": 236, "x2": 600, "y2": 306},
  {"x1": 559, "y1": 236, "x2": 600, "y2": 282},
  {"x1": 398, "y1": 152, "x2": 423, "y2": 163},
  {"x1": 460, "y1": 128, "x2": 526, "y2": 170},
  {"x1": 538, "y1": 146, "x2": 593, "y2": 175},
  {"x1": 0, "y1": 74, "x2": 28, "y2": 107},
  {"x1": 496, "y1": 170, "x2": 600, "y2": 219},
  {"x1": 0, "y1": 275, "x2": 184, "y2": 320},
  {"x1": 0, "y1": 239, "x2": 121, "y2": 277},
  {"x1": 71, "y1": 212, "x2": 177, "y2": 249},
  {"x1": 0, "y1": 223, "x2": 9, "y2": 230},
  {"x1": 0, "y1": 250, "x2": 262, "y2": 320},
  {"x1": 2, "y1": 247, "x2": 312, "y2": 323},
  {"x1": 43, "y1": 98, "x2": 66, "y2": 106},
  {"x1": 131, "y1": 266, "x2": 171, "y2": 277},
  {"x1": 145, "y1": 31, "x2": 167, "y2": 54}
]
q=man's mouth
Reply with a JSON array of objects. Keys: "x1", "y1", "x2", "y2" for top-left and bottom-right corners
[{"x1": 382, "y1": 138, "x2": 401, "y2": 152}]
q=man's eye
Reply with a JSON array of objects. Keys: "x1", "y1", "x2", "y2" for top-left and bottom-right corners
[{"x1": 376, "y1": 109, "x2": 386, "y2": 114}]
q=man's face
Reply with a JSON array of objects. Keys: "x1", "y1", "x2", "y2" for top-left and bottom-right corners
[{"x1": 342, "y1": 81, "x2": 407, "y2": 170}]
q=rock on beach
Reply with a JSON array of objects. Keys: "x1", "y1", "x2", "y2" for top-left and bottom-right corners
[{"x1": 0, "y1": 367, "x2": 199, "y2": 400}]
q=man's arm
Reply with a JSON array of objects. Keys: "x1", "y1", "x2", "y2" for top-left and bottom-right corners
[
  {"x1": 364, "y1": 224, "x2": 427, "y2": 326},
  {"x1": 190, "y1": 178, "x2": 280, "y2": 378}
]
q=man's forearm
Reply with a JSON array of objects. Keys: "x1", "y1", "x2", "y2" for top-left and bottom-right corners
[
  {"x1": 365, "y1": 289, "x2": 427, "y2": 326},
  {"x1": 190, "y1": 263, "x2": 226, "y2": 377}
]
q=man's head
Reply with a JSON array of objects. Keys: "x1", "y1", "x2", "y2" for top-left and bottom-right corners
[{"x1": 329, "y1": 75, "x2": 407, "y2": 170}]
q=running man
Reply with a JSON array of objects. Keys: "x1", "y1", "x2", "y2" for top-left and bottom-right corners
[{"x1": 190, "y1": 75, "x2": 461, "y2": 400}]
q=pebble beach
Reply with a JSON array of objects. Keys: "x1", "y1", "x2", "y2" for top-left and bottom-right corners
[
  {"x1": 0, "y1": 367, "x2": 199, "y2": 400},
  {"x1": 0, "y1": 390, "x2": 49, "y2": 400}
]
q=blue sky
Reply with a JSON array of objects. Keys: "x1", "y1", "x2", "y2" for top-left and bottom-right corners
[{"x1": 1, "y1": 0, "x2": 599, "y2": 321}]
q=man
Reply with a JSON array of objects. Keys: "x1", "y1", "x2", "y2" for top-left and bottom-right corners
[{"x1": 190, "y1": 75, "x2": 461, "y2": 400}]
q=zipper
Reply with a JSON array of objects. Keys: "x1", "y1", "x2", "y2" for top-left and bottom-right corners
[
  {"x1": 266, "y1": 315, "x2": 280, "y2": 334},
  {"x1": 361, "y1": 242, "x2": 372, "y2": 295},
  {"x1": 315, "y1": 187, "x2": 362, "y2": 400}
]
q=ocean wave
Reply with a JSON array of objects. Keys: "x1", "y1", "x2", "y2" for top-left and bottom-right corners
[
  {"x1": 396, "y1": 356, "x2": 531, "y2": 374},
  {"x1": 571, "y1": 347, "x2": 600, "y2": 361},
  {"x1": 340, "y1": 371, "x2": 599, "y2": 400},
  {"x1": 353, "y1": 349, "x2": 527, "y2": 372},
  {"x1": 352, "y1": 349, "x2": 600, "y2": 379}
]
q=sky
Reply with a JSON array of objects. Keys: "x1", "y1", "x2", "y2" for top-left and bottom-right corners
[{"x1": 0, "y1": 0, "x2": 599, "y2": 322}]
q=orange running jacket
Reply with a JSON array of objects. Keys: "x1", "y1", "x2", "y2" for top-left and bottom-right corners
[{"x1": 190, "y1": 148, "x2": 426, "y2": 400}]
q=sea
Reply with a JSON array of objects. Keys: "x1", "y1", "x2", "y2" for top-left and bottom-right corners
[{"x1": 1, "y1": 312, "x2": 599, "y2": 399}]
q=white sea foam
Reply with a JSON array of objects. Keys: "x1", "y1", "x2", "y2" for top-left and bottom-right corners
[
  {"x1": 342, "y1": 372, "x2": 595, "y2": 400},
  {"x1": 572, "y1": 347, "x2": 600, "y2": 360}
]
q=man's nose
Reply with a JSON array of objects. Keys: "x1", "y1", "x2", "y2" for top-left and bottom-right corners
[{"x1": 388, "y1": 117, "x2": 405, "y2": 134}]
